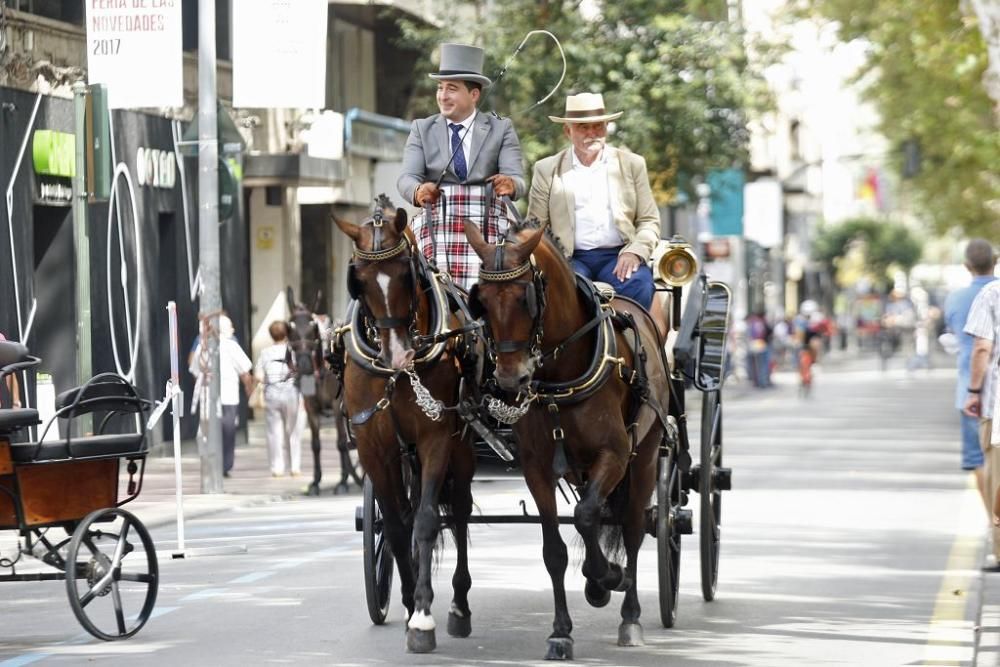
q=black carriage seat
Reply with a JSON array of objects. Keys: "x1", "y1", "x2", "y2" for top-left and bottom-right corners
[
  {"x1": 0, "y1": 408, "x2": 40, "y2": 435},
  {"x1": 8, "y1": 432, "x2": 145, "y2": 463},
  {"x1": 9, "y1": 373, "x2": 149, "y2": 463},
  {"x1": 0, "y1": 340, "x2": 28, "y2": 368}
]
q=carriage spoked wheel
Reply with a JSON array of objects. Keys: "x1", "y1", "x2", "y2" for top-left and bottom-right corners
[
  {"x1": 362, "y1": 476, "x2": 394, "y2": 624},
  {"x1": 657, "y1": 443, "x2": 683, "y2": 628},
  {"x1": 699, "y1": 390, "x2": 723, "y2": 602},
  {"x1": 65, "y1": 507, "x2": 159, "y2": 640}
]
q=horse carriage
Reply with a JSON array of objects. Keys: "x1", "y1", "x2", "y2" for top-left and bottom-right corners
[
  {"x1": 333, "y1": 192, "x2": 731, "y2": 658},
  {"x1": 0, "y1": 341, "x2": 158, "y2": 641}
]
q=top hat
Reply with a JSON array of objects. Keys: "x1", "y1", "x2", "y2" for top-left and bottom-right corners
[
  {"x1": 548, "y1": 92, "x2": 623, "y2": 123},
  {"x1": 428, "y1": 43, "x2": 492, "y2": 88}
]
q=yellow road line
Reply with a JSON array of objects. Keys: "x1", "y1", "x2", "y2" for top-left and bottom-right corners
[{"x1": 923, "y1": 475, "x2": 984, "y2": 665}]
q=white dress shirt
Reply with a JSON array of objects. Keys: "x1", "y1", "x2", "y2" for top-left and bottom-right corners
[{"x1": 562, "y1": 149, "x2": 622, "y2": 251}]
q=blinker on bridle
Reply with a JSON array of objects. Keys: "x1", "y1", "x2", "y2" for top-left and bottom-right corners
[{"x1": 477, "y1": 248, "x2": 545, "y2": 356}]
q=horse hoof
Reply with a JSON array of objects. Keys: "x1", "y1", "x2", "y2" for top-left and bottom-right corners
[
  {"x1": 618, "y1": 622, "x2": 644, "y2": 647},
  {"x1": 604, "y1": 563, "x2": 631, "y2": 592},
  {"x1": 447, "y1": 611, "x2": 472, "y2": 638},
  {"x1": 406, "y1": 628, "x2": 437, "y2": 653},
  {"x1": 544, "y1": 637, "x2": 574, "y2": 661},
  {"x1": 306, "y1": 483, "x2": 320, "y2": 497},
  {"x1": 584, "y1": 578, "x2": 611, "y2": 608}
]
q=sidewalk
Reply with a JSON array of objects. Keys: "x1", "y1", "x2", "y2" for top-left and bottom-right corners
[{"x1": 126, "y1": 416, "x2": 357, "y2": 531}]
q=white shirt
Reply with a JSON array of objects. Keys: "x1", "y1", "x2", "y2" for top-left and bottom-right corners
[
  {"x1": 190, "y1": 338, "x2": 252, "y2": 406},
  {"x1": 446, "y1": 111, "x2": 475, "y2": 174},
  {"x1": 965, "y1": 281, "x2": 1000, "y2": 419},
  {"x1": 562, "y1": 149, "x2": 622, "y2": 251},
  {"x1": 255, "y1": 343, "x2": 298, "y2": 402}
]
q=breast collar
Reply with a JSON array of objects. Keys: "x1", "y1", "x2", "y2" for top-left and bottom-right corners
[{"x1": 343, "y1": 262, "x2": 452, "y2": 378}]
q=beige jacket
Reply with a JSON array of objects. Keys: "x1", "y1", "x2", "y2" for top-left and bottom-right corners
[{"x1": 527, "y1": 145, "x2": 661, "y2": 261}]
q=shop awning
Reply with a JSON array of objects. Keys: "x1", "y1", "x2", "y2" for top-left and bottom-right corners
[{"x1": 243, "y1": 153, "x2": 347, "y2": 187}]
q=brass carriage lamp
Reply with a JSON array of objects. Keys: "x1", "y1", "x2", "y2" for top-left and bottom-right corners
[{"x1": 657, "y1": 236, "x2": 699, "y2": 287}]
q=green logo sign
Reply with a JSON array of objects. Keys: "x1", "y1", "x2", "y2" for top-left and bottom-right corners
[{"x1": 32, "y1": 130, "x2": 76, "y2": 178}]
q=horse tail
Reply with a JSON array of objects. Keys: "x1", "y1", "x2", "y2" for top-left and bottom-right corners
[{"x1": 600, "y1": 469, "x2": 630, "y2": 565}]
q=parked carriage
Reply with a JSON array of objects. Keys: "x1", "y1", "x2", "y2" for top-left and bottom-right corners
[
  {"x1": 335, "y1": 194, "x2": 731, "y2": 656},
  {"x1": 0, "y1": 342, "x2": 158, "y2": 640}
]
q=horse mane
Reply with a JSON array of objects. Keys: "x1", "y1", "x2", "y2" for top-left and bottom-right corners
[{"x1": 505, "y1": 215, "x2": 573, "y2": 279}]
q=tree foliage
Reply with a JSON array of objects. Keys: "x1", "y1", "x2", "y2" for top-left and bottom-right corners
[
  {"x1": 812, "y1": 218, "x2": 924, "y2": 288},
  {"x1": 392, "y1": 1, "x2": 770, "y2": 204},
  {"x1": 813, "y1": 0, "x2": 1000, "y2": 236}
]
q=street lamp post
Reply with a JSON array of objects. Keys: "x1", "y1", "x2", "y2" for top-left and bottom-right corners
[{"x1": 197, "y1": 0, "x2": 223, "y2": 493}]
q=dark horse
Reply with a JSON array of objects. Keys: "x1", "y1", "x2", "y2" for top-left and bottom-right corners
[
  {"x1": 465, "y1": 219, "x2": 671, "y2": 660},
  {"x1": 284, "y1": 288, "x2": 360, "y2": 495},
  {"x1": 333, "y1": 199, "x2": 476, "y2": 653}
]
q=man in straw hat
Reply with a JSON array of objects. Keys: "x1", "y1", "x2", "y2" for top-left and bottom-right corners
[
  {"x1": 398, "y1": 43, "x2": 525, "y2": 207},
  {"x1": 528, "y1": 92, "x2": 660, "y2": 315}
]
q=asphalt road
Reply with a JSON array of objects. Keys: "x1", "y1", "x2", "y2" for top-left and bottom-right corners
[{"x1": 0, "y1": 356, "x2": 984, "y2": 666}]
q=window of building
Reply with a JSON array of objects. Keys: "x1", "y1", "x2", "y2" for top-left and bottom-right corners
[{"x1": 5, "y1": 0, "x2": 85, "y2": 25}]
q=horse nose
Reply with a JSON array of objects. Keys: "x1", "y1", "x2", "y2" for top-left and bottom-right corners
[{"x1": 391, "y1": 347, "x2": 416, "y2": 370}]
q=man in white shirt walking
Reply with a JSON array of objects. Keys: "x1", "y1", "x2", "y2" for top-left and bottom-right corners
[{"x1": 963, "y1": 279, "x2": 1000, "y2": 563}]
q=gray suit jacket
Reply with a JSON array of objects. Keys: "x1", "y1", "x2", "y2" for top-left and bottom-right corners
[
  {"x1": 527, "y1": 146, "x2": 661, "y2": 261},
  {"x1": 397, "y1": 112, "x2": 526, "y2": 206}
]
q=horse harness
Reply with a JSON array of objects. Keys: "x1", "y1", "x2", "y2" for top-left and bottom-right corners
[
  {"x1": 474, "y1": 250, "x2": 671, "y2": 477},
  {"x1": 333, "y1": 215, "x2": 481, "y2": 429}
]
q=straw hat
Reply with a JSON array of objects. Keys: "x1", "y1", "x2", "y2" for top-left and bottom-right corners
[
  {"x1": 428, "y1": 43, "x2": 492, "y2": 88},
  {"x1": 548, "y1": 92, "x2": 623, "y2": 123}
]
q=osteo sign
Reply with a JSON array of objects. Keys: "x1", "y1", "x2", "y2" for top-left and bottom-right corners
[{"x1": 135, "y1": 147, "x2": 176, "y2": 189}]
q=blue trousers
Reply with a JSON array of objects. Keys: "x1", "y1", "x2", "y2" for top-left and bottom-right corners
[
  {"x1": 570, "y1": 246, "x2": 654, "y2": 309},
  {"x1": 961, "y1": 411, "x2": 984, "y2": 470}
]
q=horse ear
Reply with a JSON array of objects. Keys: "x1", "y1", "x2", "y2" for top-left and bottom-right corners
[
  {"x1": 393, "y1": 207, "x2": 408, "y2": 234},
  {"x1": 515, "y1": 225, "x2": 546, "y2": 261},
  {"x1": 347, "y1": 265, "x2": 362, "y2": 300},
  {"x1": 468, "y1": 283, "x2": 484, "y2": 319},
  {"x1": 463, "y1": 220, "x2": 491, "y2": 261},
  {"x1": 332, "y1": 213, "x2": 361, "y2": 241},
  {"x1": 286, "y1": 286, "x2": 296, "y2": 314}
]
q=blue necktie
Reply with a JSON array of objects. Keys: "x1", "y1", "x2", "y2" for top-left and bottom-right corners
[{"x1": 449, "y1": 123, "x2": 468, "y2": 182}]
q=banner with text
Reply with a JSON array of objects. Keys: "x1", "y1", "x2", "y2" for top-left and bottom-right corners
[
  {"x1": 86, "y1": 0, "x2": 183, "y2": 109},
  {"x1": 232, "y1": 0, "x2": 328, "y2": 109}
]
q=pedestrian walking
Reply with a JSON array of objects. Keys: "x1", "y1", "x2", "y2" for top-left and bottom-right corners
[
  {"x1": 189, "y1": 314, "x2": 255, "y2": 478},
  {"x1": 963, "y1": 279, "x2": 1000, "y2": 567},
  {"x1": 255, "y1": 321, "x2": 305, "y2": 477},
  {"x1": 745, "y1": 310, "x2": 773, "y2": 388},
  {"x1": 527, "y1": 91, "x2": 667, "y2": 334},
  {"x1": 945, "y1": 239, "x2": 996, "y2": 516}
]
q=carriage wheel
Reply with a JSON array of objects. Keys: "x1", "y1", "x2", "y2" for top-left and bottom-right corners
[
  {"x1": 65, "y1": 507, "x2": 158, "y2": 640},
  {"x1": 363, "y1": 476, "x2": 394, "y2": 624},
  {"x1": 699, "y1": 390, "x2": 723, "y2": 602},
  {"x1": 657, "y1": 446, "x2": 682, "y2": 628}
]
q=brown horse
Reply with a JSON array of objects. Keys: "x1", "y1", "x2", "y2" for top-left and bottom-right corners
[
  {"x1": 465, "y1": 219, "x2": 671, "y2": 660},
  {"x1": 333, "y1": 200, "x2": 475, "y2": 653}
]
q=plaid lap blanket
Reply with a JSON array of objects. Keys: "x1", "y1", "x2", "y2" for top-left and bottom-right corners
[{"x1": 410, "y1": 185, "x2": 511, "y2": 291}]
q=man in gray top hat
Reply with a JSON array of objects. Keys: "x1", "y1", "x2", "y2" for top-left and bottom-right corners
[{"x1": 397, "y1": 43, "x2": 526, "y2": 207}]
